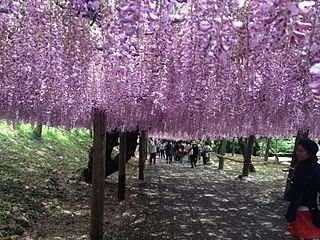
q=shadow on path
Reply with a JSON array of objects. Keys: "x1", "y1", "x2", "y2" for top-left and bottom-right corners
[{"x1": 115, "y1": 158, "x2": 290, "y2": 240}]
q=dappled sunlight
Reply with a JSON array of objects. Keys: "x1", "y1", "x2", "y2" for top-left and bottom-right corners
[{"x1": 117, "y1": 159, "x2": 289, "y2": 240}]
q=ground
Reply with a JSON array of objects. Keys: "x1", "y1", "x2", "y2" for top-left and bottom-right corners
[
  {"x1": 114, "y1": 156, "x2": 290, "y2": 240},
  {"x1": 0, "y1": 123, "x2": 293, "y2": 239}
]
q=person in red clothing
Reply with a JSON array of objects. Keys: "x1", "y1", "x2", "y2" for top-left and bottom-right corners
[{"x1": 286, "y1": 140, "x2": 320, "y2": 240}]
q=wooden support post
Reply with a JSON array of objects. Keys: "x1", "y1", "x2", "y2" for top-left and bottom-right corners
[
  {"x1": 242, "y1": 135, "x2": 255, "y2": 177},
  {"x1": 218, "y1": 139, "x2": 227, "y2": 170},
  {"x1": 232, "y1": 138, "x2": 235, "y2": 157},
  {"x1": 145, "y1": 133, "x2": 148, "y2": 162},
  {"x1": 90, "y1": 109, "x2": 106, "y2": 240},
  {"x1": 275, "y1": 138, "x2": 279, "y2": 161},
  {"x1": 118, "y1": 132, "x2": 126, "y2": 201},
  {"x1": 260, "y1": 139, "x2": 265, "y2": 158},
  {"x1": 139, "y1": 131, "x2": 146, "y2": 180},
  {"x1": 264, "y1": 137, "x2": 271, "y2": 161}
]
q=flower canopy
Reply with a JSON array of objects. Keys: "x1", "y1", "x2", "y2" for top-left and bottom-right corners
[{"x1": 0, "y1": 0, "x2": 319, "y2": 138}]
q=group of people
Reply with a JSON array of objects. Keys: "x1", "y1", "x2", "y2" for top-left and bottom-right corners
[
  {"x1": 149, "y1": 137, "x2": 320, "y2": 240},
  {"x1": 148, "y1": 138, "x2": 213, "y2": 168},
  {"x1": 148, "y1": 135, "x2": 320, "y2": 240}
]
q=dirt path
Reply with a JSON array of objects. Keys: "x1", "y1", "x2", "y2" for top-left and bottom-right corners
[{"x1": 114, "y1": 157, "x2": 290, "y2": 240}]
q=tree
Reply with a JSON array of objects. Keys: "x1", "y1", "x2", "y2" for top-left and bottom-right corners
[
  {"x1": 33, "y1": 124, "x2": 43, "y2": 138},
  {"x1": 239, "y1": 135, "x2": 256, "y2": 177},
  {"x1": 83, "y1": 130, "x2": 139, "y2": 183},
  {"x1": 218, "y1": 139, "x2": 227, "y2": 169}
]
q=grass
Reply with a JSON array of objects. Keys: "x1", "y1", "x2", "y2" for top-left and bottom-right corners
[
  {"x1": 0, "y1": 121, "x2": 92, "y2": 239},
  {"x1": 0, "y1": 122, "x2": 91, "y2": 172},
  {"x1": 210, "y1": 153, "x2": 289, "y2": 182}
]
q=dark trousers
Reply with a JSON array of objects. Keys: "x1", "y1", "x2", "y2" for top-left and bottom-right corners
[
  {"x1": 203, "y1": 156, "x2": 209, "y2": 165},
  {"x1": 160, "y1": 150, "x2": 165, "y2": 158},
  {"x1": 149, "y1": 153, "x2": 156, "y2": 165},
  {"x1": 166, "y1": 154, "x2": 173, "y2": 164},
  {"x1": 190, "y1": 155, "x2": 197, "y2": 168}
]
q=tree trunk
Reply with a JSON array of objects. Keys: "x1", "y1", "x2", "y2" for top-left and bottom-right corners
[
  {"x1": 264, "y1": 138, "x2": 271, "y2": 161},
  {"x1": 218, "y1": 139, "x2": 227, "y2": 169},
  {"x1": 241, "y1": 135, "x2": 255, "y2": 177},
  {"x1": 284, "y1": 129, "x2": 309, "y2": 199},
  {"x1": 106, "y1": 131, "x2": 138, "y2": 176},
  {"x1": 33, "y1": 124, "x2": 43, "y2": 138},
  {"x1": 84, "y1": 131, "x2": 138, "y2": 183},
  {"x1": 232, "y1": 138, "x2": 236, "y2": 157},
  {"x1": 90, "y1": 109, "x2": 106, "y2": 240}
]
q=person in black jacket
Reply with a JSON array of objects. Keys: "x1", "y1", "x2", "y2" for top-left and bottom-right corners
[
  {"x1": 286, "y1": 140, "x2": 320, "y2": 240},
  {"x1": 190, "y1": 141, "x2": 199, "y2": 168},
  {"x1": 165, "y1": 141, "x2": 173, "y2": 164}
]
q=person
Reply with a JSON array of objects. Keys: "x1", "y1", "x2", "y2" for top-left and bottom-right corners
[
  {"x1": 190, "y1": 141, "x2": 199, "y2": 168},
  {"x1": 197, "y1": 140, "x2": 202, "y2": 162},
  {"x1": 186, "y1": 143, "x2": 191, "y2": 156},
  {"x1": 165, "y1": 141, "x2": 173, "y2": 164},
  {"x1": 177, "y1": 142, "x2": 184, "y2": 163},
  {"x1": 160, "y1": 142, "x2": 165, "y2": 159},
  {"x1": 286, "y1": 140, "x2": 320, "y2": 240},
  {"x1": 181, "y1": 142, "x2": 185, "y2": 158},
  {"x1": 148, "y1": 138, "x2": 157, "y2": 165},
  {"x1": 174, "y1": 142, "x2": 179, "y2": 161},
  {"x1": 202, "y1": 141, "x2": 212, "y2": 165}
]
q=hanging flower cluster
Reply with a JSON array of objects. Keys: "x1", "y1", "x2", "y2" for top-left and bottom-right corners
[
  {"x1": 0, "y1": 0, "x2": 320, "y2": 138},
  {"x1": 309, "y1": 63, "x2": 320, "y2": 103}
]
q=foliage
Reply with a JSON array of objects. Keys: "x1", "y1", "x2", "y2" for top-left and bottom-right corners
[
  {"x1": 269, "y1": 138, "x2": 296, "y2": 153},
  {"x1": 226, "y1": 140, "x2": 241, "y2": 154}
]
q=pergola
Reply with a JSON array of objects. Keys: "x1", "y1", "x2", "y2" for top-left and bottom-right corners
[{"x1": 0, "y1": 0, "x2": 320, "y2": 239}]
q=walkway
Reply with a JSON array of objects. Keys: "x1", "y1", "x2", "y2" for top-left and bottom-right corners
[{"x1": 115, "y1": 158, "x2": 289, "y2": 240}]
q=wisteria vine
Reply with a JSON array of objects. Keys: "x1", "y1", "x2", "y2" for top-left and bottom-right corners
[{"x1": 0, "y1": 0, "x2": 319, "y2": 138}]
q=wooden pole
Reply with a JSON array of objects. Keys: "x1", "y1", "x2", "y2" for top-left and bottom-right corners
[
  {"x1": 260, "y1": 139, "x2": 265, "y2": 158},
  {"x1": 275, "y1": 138, "x2": 279, "y2": 161},
  {"x1": 139, "y1": 131, "x2": 146, "y2": 180},
  {"x1": 145, "y1": 132, "x2": 148, "y2": 162},
  {"x1": 264, "y1": 137, "x2": 271, "y2": 161},
  {"x1": 232, "y1": 138, "x2": 236, "y2": 157},
  {"x1": 218, "y1": 139, "x2": 227, "y2": 170},
  {"x1": 242, "y1": 135, "x2": 255, "y2": 177},
  {"x1": 118, "y1": 132, "x2": 126, "y2": 201},
  {"x1": 90, "y1": 109, "x2": 106, "y2": 240}
]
